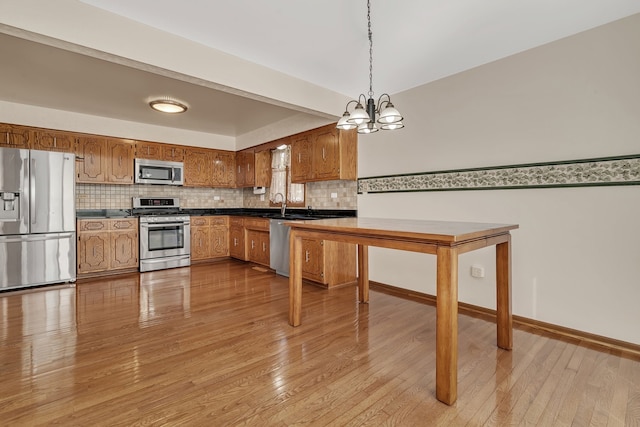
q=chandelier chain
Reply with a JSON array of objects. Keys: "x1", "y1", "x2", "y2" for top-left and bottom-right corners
[{"x1": 367, "y1": 0, "x2": 373, "y2": 98}]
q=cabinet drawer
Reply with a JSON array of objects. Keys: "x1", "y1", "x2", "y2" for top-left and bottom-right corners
[
  {"x1": 78, "y1": 219, "x2": 109, "y2": 232},
  {"x1": 191, "y1": 216, "x2": 210, "y2": 227},
  {"x1": 230, "y1": 217, "x2": 244, "y2": 227},
  {"x1": 243, "y1": 217, "x2": 269, "y2": 231},
  {"x1": 210, "y1": 216, "x2": 229, "y2": 226},
  {"x1": 110, "y1": 218, "x2": 137, "y2": 231}
]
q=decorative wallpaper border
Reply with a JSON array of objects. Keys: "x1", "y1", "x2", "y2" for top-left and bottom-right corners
[{"x1": 358, "y1": 154, "x2": 640, "y2": 194}]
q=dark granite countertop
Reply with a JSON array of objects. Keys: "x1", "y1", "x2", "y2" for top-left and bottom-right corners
[{"x1": 76, "y1": 208, "x2": 356, "y2": 220}]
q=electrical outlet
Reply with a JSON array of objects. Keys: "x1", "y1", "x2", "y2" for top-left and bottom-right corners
[
  {"x1": 330, "y1": 192, "x2": 338, "y2": 199},
  {"x1": 213, "y1": 196, "x2": 221, "y2": 201},
  {"x1": 471, "y1": 265, "x2": 485, "y2": 278}
]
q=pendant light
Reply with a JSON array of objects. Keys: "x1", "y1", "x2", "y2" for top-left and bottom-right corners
[{"x1": 336, "y1": 0, "x2": 404, "y2": 134}]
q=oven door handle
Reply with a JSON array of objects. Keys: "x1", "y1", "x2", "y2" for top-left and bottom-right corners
[{"x1": 140, "y1": 221, "x2": 189, "y2": 229}]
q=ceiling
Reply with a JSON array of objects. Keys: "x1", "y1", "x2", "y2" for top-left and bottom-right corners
[{"x1": 1, "y1": 0, "x2": 640, "y2": 139}]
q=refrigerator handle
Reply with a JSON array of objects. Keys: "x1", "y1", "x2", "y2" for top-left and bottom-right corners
[{"x1": 30, "y1": 158, "x2": 36, "y2": 225}]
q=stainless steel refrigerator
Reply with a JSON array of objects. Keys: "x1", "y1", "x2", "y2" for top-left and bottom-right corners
[{"x1": 0, "y1": 147, "x2": 76, "y2": 290}]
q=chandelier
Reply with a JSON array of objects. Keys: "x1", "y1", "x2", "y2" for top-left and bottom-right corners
[{"x1": 336, "y1": 0, "x2": 404, "y2": 134}]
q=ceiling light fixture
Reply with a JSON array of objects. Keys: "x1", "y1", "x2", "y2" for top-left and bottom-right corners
[
  {"x1": 149, "y1": 98, "x2": 188, "y2": 114},
  {"x1": 337, "y1": 0, "x2": 404, "y2": 134}
]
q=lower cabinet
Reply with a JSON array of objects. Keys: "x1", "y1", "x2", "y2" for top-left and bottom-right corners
[
  {"x1": 247, "y1": 230, "x2": 270, "y2": 267},
  {"x1": 77, "y1": 218, "x2": 139, "y2": 276},
  {"x1": 229, "y1": 217, "x2": 246, "y2": 260},
  {"x1": 301, "y1": 238, "x2": 357, "y2": 287},
  {"x1": 190, "y1": 216, "x2": 229, "y2": 262},
  {"x1": 243, "y1": 217, "x2": 270, "y2": 267}
]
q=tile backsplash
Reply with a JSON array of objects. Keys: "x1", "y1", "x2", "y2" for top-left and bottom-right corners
[{"x1": 76, "y1": 180, "x2": 358, "y2": 210}]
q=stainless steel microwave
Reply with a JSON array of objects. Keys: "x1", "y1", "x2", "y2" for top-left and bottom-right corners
[{"x1": 134, "y1": 158, "x2": 184, "y2": 185}]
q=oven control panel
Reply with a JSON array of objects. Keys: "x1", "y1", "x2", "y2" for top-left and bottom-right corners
[{"x1": 139, "y1": 215, "x2": 190, "y2": 223}]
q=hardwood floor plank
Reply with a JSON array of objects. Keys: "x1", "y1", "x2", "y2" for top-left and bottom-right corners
[{"x1": 1, "y1": 260, "x2": 639, "y2": 426}]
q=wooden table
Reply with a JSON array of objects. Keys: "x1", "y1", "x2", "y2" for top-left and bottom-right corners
[{"x1": 286, "y1": 217, "x2": 519, "y2": 405}]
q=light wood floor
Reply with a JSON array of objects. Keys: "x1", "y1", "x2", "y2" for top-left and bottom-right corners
[{"x1": 1, "y1": 260, "x2": 639, "y2": 426}]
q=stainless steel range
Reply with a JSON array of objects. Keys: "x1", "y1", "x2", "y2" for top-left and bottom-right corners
[{"x1": 133, "y1": 197, "x2": 190, "y2": 272}]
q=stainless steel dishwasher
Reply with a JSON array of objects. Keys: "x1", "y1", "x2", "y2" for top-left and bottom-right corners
[{"x1": 269, "y1": 219, "x2": 290, "y2": 276}]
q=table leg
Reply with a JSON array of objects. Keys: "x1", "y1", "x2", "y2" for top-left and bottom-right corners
[
  {"x1": 436, "y1": 245, "x2": 458, "y2": 405},
  {"x1": 289, "y1": 229, "x2": 303, "y2": 326},
  {"x1": 496, "y1": 234, "x2": 513, "y2": 350},
  {"x1": 357, "y1": 244, "x2": 369, "y2": 303}
]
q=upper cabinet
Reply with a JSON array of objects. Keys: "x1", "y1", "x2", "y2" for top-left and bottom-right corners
[
  {"x1": 184, "y1": 147, "x2": 212, "y2": 187},
  {"x1": 135, "y1": 140, "x2": 164, "y2": 160},
  {"x1": 76, "y1": 136, "x2": 134, "y2": 184},
  {"x1": 211, "y1": 150, "x2": 236, "y2": 188},
  {"x1": 0, "y1": 123, "x2": 30, "y2": 149},
  {"x1": 254, "y1": 149, "x2": 272, "y2": 188},
  {"x1": 235, "y1": 150, "x2": 255, "y2": 188},
  {"x1": 290, "y1": 124, "x2": 357, "y2": 183},
  {"x1": 31, "y1": 129, "x2": 75, "y2": 152},
  {"x1": 135, "y1": 140, "x2": 186, "y2": 163}
]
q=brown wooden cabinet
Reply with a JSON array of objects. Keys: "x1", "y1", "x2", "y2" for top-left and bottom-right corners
[
  {"x1": 76, "y1": 136, "x2": 134, "y2": 184},
  {"x1": 211, "y1": 150, "x2": 236, "y2": 188},
  {"x1": 135, "y1": 140, "x2": 164, "y2": 160},
  {"x1": 229, "y1": 217, "x2": 246, "y2": 260},
  {"x1": 190, "y1": 216, "x2": 229, "y2": 261},
  {"x1": 290, "y1": 132, "x2": 313, "y2": 182},
  {"x1": 300, "y1": 238, "x2": 357, "y2": 287},
  {"x1": 106, "y1": 139, "x2": 134, "y2": 184},
  {"x1": 184, "y1": 147, "x2": 212, "y2": 187},
  {"x1": 235, "y1": 150, "x2": 255, "y2": 187},
  {"x1": 290, "y1": 124, "x2": 357, "y2": 183},
  {"x1": 254, "y1": 149, "x2": 272, "y2": 188},
  {"x1": 135, "y1": 140, "x2": 186, "y2": 162},
  {"x1": 163, "y1": 145, "x2": 186, "y2": 162},
  {"x1": 77, "y1": 218, "x2": 139, "y2": 276},
  {"x1": 75, "y1": 137, "x2": 107, "y2": 183},
  {"x1": 244, "y1": 217, "x2": 270, "y2": 267},
  {"x1": 0, "y1": 123, "x2": 30, "y2": 148},
  {"x1": 31, "y1": 129, "x2": 75, "y2": 152}
]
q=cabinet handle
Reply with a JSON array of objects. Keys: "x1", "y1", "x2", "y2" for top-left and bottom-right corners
[
  {"x1": 93, "y1": 247, "x2": 96, "y2": 257},
  {"x1": 233, "y1": 237, "x2": 238, "y2": 246},
  {"x1": 118, "y1": 156, "x2": 122, "y2": 167},
  {"x1": 53, "y1": 136, "x2": 57, "y2": 148},
  {"x1": 251, "y1": 240, "x2": 255, "y2": 249},
  {"x1": 305, "y1": 250, "x2": 309, "y2": 262},
  {"x1": 298, "y1": 153, "x2": 301, "y2": 163},
  {"x1": 262, "y1": 242, "x2": 266, "y2": 252},
  {"x1": 322, "y1": 147, "x2": 326, "y2": 160},
  {"x1": 5, "y1": 132, "x2": 8, "y2": 143}
]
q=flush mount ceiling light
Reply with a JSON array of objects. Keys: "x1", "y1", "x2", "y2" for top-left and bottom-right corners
[
  {"x1": 336, "y1": 0, "x2": 404, "y2": 134},
  {"x1": 149, "y1": 98, "x2": 188, "y2": 114}
]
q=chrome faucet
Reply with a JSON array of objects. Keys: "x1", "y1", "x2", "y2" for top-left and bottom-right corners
[{"x1": 274, "y1": 192, "x2": 287, "y2": 216}]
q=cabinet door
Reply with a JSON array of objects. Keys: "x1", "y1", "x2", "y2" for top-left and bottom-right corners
[
  {"x1": 229, "y1": 226, "x2": 245, "y2": 260},
  {"x1": 163, "y1": 144, "x2": 186, "y2": 162},
  {"x1": 211, "y1": 151, "x2": 236, "y2": 188},
  {"x1": 135, "y1": 141, "x2": 164, "y2": 160},
  {"x1": 290, "y1": 133, "x2": 313, "y2": 182},
  {"x1": 254, "y1": 150, "x2": 272, "y2": 187},
  {"x1": 76, "y1": 137, "x2": 108, "y2": 183},
  {"x1": 301, "y1": 238, "x2": 325, "y2": 283},
  {"x1": 77, "y1": 232, "x2": 110, "y2": 273},
  {"x1": 32, "y1": 130, "x2": 75, "y2": 152},
  {"x1": 184, "y1": 147, "x2": 212, "y2": 187},
  {"x1": 211, "y1": 226, "x2": 229, "y2": 257},
  {"x1": 247, "y1": 230, "x2": 269, "y2": 265},
  {"x1": 191, "y1": 226, "x2": 211, "y2": 260},
  {"x1": 0, "y1": 123, "x2": 30, "y2": 148},
  {"x1": 313, "y1": 128, "x2": 340, "y2": 180},
  {"x1": 235, "y1": 151, "x2": 255, "y2": 187},
  {"x1": 107, "y1": 140, "x2": 134, "y2": 184},
  {"x1": 111, "y1": 230, "x2": 138, "y2": 269}
]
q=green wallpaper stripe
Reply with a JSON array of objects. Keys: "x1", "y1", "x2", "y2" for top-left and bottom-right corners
[{"x1": 358, "y1": 154, "x2": 640, "y2": 194}]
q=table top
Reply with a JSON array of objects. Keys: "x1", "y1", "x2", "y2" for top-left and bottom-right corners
[{"x1": 285, "y1": 217, "x2": 519, "y2": 244}]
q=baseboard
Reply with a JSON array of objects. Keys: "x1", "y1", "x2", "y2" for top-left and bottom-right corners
[{"x1": 369, "y1": 281, "x2": 640, "y2": 359}]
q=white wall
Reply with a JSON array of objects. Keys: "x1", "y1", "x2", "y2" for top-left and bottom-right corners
[{"x1": 358, "y1": 14, "x2": 640, "y2": 344}]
